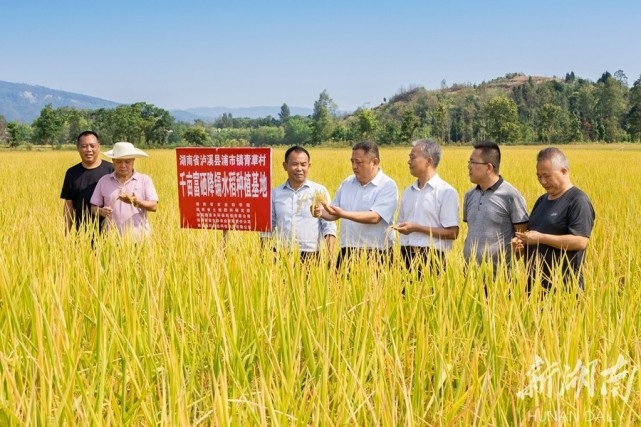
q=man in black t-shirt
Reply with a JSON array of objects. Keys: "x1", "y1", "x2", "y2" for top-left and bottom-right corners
[
  {"x1": 513, "y1": 147, "x2": 595, "y2": 292},
  {"x1": 60, "y1": 131, "x2": 114, "y2": 232}
]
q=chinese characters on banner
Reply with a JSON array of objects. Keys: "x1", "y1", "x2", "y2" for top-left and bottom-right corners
[{"x1": 176, "y1": 147, "x2": 272, "y2": 231}]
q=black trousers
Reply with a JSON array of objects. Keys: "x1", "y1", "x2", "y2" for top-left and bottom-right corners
[
  {"x1": 400, "y1": 246, "x2": 447, "y2": 278},
  {"x1": 299, "y1": 250, "x2": 321, "y2": 264},
  {"x1": 336, "y1": 247, "x2": 391, "y2": 270}
]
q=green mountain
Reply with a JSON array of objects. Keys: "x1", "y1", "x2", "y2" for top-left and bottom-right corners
[
  {"x1": 0, "y1": 80, "x2": 314, "y2": 124},
  {"x1": 0, "y1": 80, "x2": 120, "y2": 123}
]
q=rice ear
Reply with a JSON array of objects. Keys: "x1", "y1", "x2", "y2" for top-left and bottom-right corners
[{"x1": 312, "y1": 190, "x2": 328, "y2": 206}]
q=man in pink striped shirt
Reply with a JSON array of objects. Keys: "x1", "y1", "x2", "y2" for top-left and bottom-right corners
[{"x1": 91, "y1": 142, "x2": 158, "y2": 239}]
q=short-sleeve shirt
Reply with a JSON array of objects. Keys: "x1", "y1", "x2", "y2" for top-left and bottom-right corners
[
  {"x1": 525, "y1": 186, "x2": 595, "y2": 288},
  {"x1": 332, "y1": 169, "x2": 398, "y2": 249},
  {"x1": 60, "y1": 161, "x2": 114, "y2": 230},
  {"x1": 463, "y1": 177, "x2": 529, "y2": 265},
  {"x1": 397, "y1": 173, "x2": 459, "y2": 252},
  {"x1": 261, "y1": 180, "x2": 337, "y2": 252},
  {"x1": 90, "y1": 171, "x2": 159, "y2": 238}
]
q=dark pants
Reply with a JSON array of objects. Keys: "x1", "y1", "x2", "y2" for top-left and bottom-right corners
[
  {"x1": 300, "y1": 251, "x2": 321, "y2": 264},
  {"x1": 525, "y1": 268, "x2": 585, "y2": 295},
  {"x1": 336, "y1": 247, "x2": 391, "y2": 270},
  {"x1": 400, "y1": 246, "x2": 447, "y2": 279}
]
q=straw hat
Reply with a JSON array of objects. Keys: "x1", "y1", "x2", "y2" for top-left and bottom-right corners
[{"x1": 103, "y1": 142, "x2": 149, "y2": 159}]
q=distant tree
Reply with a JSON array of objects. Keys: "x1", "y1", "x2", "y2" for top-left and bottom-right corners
[
  {"x1": 89, "y1": 102, "x2": 173, "y2": 146},
  {"x1": 597, "y1": 71, "x2": 612, "y2": 84},
  {"x1": 311, "y1": 90, "x2": 337, "y2": 145},
  {"x1": 400, "y1": 109, "x2": 419, "y2": 143},
  {"x1": 232, "y1": 117, "x2": 252, "y2": 128},
  {"x1": 167, "y1": 122, "x2": 188, "y2": 145},
  {"x1": 215, "y1": 113, "x2": 234, "y2": 129},
  {"x1": 568, "y1": 82, "x2": 597, "y2": 140},
  {"x1": 449, "y1": 111, "x2": 464, "y2": 143},
  {"x1": 535, "y1": 103, "x2": 567, "y2": 143},
  {"x1": 594, "y1": 74, "x2": 627, "y2": 142},
  {"x1": 131, "y1": 102, "x2": 174, "y2": 145},
  {"x1": 32, "y1": 104, "x2": 65, "y2": 145},
  {"x1": 278, "y1": 103, "x2": 291, "y2": 125},
  {"x1": 614, "y1": 69, "x2": 628, "y2": 88},
  {"x1": 483, "y1": 96, "x2": 520, "y2": 143},
  {"x1": 183, "y1": 126, "x2": 209, "y2": 146},
  {"x1": 249, "y1": 126, "x2": 284, "y2": 146},
  {"x1": 284, "y1": 116, "x2": 313, "y2": 146},
  {"x1": 255, "y1": 116, "x2": 279, "y2": 128},
  {"x1": 63, "y1": 108, "x2": 90, "y2": 144},
  {"x1": 88, "y1": 108, "x2": 116, "y2": 144},
  {"x1": 110, "y1": 105, "x2": 145, "y2": 144},
  {"x1": 432, "y1": 102, "x2": 449, "y2": 142},
  {"x1": 449, "y1": 94, "x2": 479, "y2": 143},
  {"x1": 7, "y1": 121, "x2": 33, "y2": 147},
  {"x1": 378, "y1": 121, "x2": 401, "y2": 145},
  {"x1": 564, "y1": 71, "x2": 576, "y2": 83},
  {"x1": 331, "y1": 123, "x2": 355, "y2": 143},
  {"x1": 356, "y1": 109, "x2": 378, "y2": 139},
  {"x1": 627, "y1": 75, "x2": 641, "y2": 141}
]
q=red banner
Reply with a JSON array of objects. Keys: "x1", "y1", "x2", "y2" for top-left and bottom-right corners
[{"x1": 176, "y1": 147, "x2": 272, "y2": 231}]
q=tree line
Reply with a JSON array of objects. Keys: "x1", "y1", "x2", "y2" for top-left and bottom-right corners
[{"x1": 1, "y1": 71, "x2": 640, "y2": 147}]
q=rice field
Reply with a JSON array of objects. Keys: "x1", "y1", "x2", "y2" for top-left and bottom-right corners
[{"x1": 1, "y1": 144, "x2": 641, "y2": 425}]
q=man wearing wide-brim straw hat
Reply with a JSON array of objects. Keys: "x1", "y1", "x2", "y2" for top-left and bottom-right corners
[
  {"x1": 90, "y1": 142, "x2": 159, "y2": 239},
  {"x1": 104, "y1": 141, "x2": 149, "y2": 159}
]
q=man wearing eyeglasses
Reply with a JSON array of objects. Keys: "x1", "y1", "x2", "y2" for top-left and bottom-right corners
[{"x1": 463, "y1": 140, "x2": 529, "y2": 277}]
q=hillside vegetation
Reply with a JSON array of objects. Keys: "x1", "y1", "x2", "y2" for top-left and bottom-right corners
[{"x1": 1, "y1": 71, "x2": 640, "y2": 147}]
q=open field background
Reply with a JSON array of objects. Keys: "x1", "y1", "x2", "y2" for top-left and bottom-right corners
[{"x1": 1, "y1": 145, "x2": 641, "y2": 425}]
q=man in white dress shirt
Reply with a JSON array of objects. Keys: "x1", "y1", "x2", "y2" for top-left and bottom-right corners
[
  {"x1": 317, "y1": 141, "x2": 398, "y2": 268},
  {"x1": 395, "y1": 139, "x2": 459, "y2": 276}
]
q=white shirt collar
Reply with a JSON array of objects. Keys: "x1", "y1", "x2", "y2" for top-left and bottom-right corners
[
  {"x1": 358, "y1": 168, "x2": 385, "y2": 187},
  {"x1": 411, "y1": 173, "x2": 441, "y2": 191},
  {"x1": 284, "y1": 180, "x2": 310, "y2": 191}
]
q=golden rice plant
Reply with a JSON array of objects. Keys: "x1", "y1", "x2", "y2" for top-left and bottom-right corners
[{"x1": 0, "y1": 144, "x2": 640, "y2": 425}]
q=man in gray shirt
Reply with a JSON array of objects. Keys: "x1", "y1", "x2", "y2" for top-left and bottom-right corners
[{"x1": 463, "y1": 140, "x2": 529, "y2": 275}]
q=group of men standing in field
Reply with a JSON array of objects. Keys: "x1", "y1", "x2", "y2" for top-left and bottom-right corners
[
  {"x1": 61, "y1": 130, "x2": 595, "y2": 292},
  {"x1": 263, "y1": 140, "x2": 595, "y2": 292},
  {"x1": 60, "y1": 131, "x2": 159, "y2": 241}
]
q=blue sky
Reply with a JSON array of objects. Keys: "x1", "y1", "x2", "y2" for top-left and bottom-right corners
[{"x1": 2, "y1": 0, "x2": 640, "y2": 111}]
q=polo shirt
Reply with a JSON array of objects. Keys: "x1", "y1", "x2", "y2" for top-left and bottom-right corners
[
  {"x1": 397, "y1": 173, "x2": 459, "y2": 251},
  {"x1": 463, "y1": 177, "x2": 528, "y2": 265},
  {"x1": 261, "y1": 180, "x2": 337, "y2": 252},
  {"x1": 90, "y1": 171, "x2": 159, "y2": 238},
  {"x1": 332, "y1": 169, "x2": 398, "y2": 249}
]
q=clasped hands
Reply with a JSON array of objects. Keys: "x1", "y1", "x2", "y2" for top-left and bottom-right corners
[{"x1": 511, "y1": 230, "x2": 543, "y2": 252}]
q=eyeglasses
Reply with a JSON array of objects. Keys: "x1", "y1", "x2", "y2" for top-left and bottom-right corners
[{"x1": 468, "y1": 160, "x2": 489, "y2": 166}]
